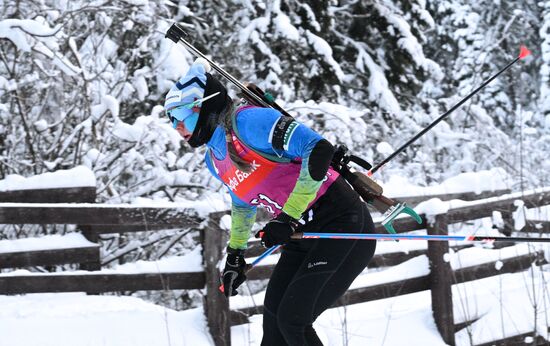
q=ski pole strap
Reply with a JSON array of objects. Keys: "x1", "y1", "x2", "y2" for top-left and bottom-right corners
[{"x1": 381, "y1": 202, "x2": 422, "y2": 234}]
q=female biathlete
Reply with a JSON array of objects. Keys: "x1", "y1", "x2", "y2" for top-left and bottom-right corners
[{"x1": 164, "y1": 59, "x2": 376, "y2": 346}]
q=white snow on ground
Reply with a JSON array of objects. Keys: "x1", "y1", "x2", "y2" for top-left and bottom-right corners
[
  {"x1": 231, "y1": 268, "x2": 550, "y2": 346},
  {"x1": 453, "y1": 267, "x2": 550, "y2": 345},
  {"x1": 0, "y1": 293, "x2": 212, "y2": 346},
  {"x1": 1, "y1": 267, "x2": 547, "y2": 346},
  {"x1": 1, "y1": 169, "x2": 548, "y2": 345},
  {"x1": 1, "y1": 234, "x2": 549, "y2": 345}
]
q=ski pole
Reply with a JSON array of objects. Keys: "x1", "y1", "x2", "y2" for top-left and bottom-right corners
[
  {"x1": 292, "y1": 231, "x2": 550, "y2": 243},
  {"x1": 369, "y1": 46, "x2": 532, "y2": 175},
  {"x1": 219, "y1": 245, "x2": 281, "y2": 294},
  {"x1": 248, "y1": 245, "x2": 282, "y2": 266}
]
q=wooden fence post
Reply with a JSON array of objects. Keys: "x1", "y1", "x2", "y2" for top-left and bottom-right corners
[
  {"x1": 202, "y1": 214, "x2": 230, "y2": 346},
  {"x1": 78, "y1": 186, "x2": 101, "y2": 271},
  {"x1": 501, "y1": 212, "x2": 514, "y2": 236},
  {"x1": 427, "y1": 214, "x2": 455, "y2": 346},
  {"x1": 79, "y1": 225, "x2": 101, "y2": 271}
]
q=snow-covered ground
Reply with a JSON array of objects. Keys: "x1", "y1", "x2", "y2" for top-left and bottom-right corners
[
  {"x1": 2, "y1": 1, "x2": 550, "y2": 344},
  {"x1": 1, "y1": 266, "x2": 548, "y2": 346},
  {"x1": 233, "y1": 268, "x2": 550, "y2": 346},
  {"x1": 0, "y1": 293, "x2": 212, "y2": 346}
]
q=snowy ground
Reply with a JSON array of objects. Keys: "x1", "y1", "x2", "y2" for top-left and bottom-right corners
[
  {"x1": 232, "y1": 268, "x2": 550, "y2": 346},
  {"x1": 1, "y1": 267, "x2": 548, "y2": 346},
  {"x1": 2, "y1": 236, "x2": 549, "y2": 345}
]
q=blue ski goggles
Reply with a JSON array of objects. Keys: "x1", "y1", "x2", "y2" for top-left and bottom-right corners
[
  {"x1": 166, "y1": 106, "x2": 199, "y2": 132},
  {"x1": 164, "y1": 92, "x2": 221, "y2": 131}
]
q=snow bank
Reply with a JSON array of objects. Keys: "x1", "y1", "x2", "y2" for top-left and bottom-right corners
[
  {"x1": 383, "y1": 167, "x2": 511, "y2": 198},
  {"x1": 1, "y1": 247, "x2": 548, "y2": 346},
  {"x1": 110, "y1": 245, "x2": 203, "y2": 273},
  {"x1": 232, "y1": 268, "x2": 550, "y2": 346},
  {"x1": 0, "y1": 166, "x2": 96, "y2": 191},
  {"x1": 0, "y1": 293, "x2": 212, "y2": 346},
  {"x1": 0, "y1": 233, "x2": 96, "y2": 253},
  {"x1": 2, "y1": 268, "x2": 546, "y2": 346},
  {"x1": 454, "y1": 269, "x2": 550, "y2": 345}
]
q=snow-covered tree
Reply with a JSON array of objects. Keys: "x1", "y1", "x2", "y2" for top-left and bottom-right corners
[{"x1": 0, "y1": 0, "x2": 203, "y2": 201}]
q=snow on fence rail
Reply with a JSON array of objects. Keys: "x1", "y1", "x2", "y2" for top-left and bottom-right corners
[{"x1": 0, "y1": 186, "x2": 549, "y2": 346}]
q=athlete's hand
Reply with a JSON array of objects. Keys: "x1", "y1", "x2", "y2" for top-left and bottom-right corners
[
  {"x1": 221, "y1": 247, "x2": 247, "y2": 297},
  {"x1": 255, "y1": 212, "x2": 298, "y2": 247}
]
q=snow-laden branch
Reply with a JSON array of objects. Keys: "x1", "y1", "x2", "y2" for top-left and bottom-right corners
[{"x1": 0, "y1": 19, "x2": 81, "y2": 76}]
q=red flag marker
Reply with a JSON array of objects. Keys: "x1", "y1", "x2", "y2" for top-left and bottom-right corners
[{"x1": 519, "y1": 45, "x2": 531, "y2": 59}]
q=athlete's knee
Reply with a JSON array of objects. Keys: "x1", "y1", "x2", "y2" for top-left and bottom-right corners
[
  {"x1": 261, "y1": 306, "x2": 289, "y2": 346},
  {"x1": 276, "y1": 306, "x2": 309, "y2": 344},
  {"x1": 276, "y1": 309, "x2": 293, "y2": 332}
]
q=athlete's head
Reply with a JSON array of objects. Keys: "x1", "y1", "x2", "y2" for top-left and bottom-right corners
[{"x1": 164, "y1": 58, "x2": 230, "y2": 147}]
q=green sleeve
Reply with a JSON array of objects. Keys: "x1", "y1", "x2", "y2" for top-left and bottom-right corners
[
  {"x1": 282, "y1": 154, "x2": 323, "y2": 219},
  {"x1": 229, "y1": 203, "x2": 257, "y2": 250}
]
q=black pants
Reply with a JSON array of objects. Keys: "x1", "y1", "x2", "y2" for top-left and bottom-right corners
[{"x1": 261, "y1": 177, "x2": 377, "y2": 346}]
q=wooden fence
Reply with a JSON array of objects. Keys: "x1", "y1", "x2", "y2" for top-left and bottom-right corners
[{"x1": 0, "y1": 186, "x2": 549, "y2": 345}]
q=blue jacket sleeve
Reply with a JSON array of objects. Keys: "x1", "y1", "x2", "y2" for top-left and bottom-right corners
[{"x1": 236, "y1": 108, "x2": 326, "y2": 219}]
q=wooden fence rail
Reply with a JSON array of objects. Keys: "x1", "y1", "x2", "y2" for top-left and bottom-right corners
[
  {"x1": 0, "y1": 186, "x2": 549, "y2": 346},
  {"x1": 0, "y1": 186, "x2": 97, "y2": 203},
  {"x1": 391, "y1": 188, "x2": 511, "y2": 206},
  {"x1": 0, "y1": 272, "x2": 205, "y2": 294},
  {"x1": 0, "y1": 203, "x2": 200, "y2": 226},
  {"x1": 0, "y1": 246, "x2": 100, "y2": 269}
]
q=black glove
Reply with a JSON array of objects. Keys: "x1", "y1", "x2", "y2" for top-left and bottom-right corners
[
  {"x1": 255, "y1": 212, "x2": 299, "y2": 248},
  {"x1": 221, "y1": 247, "x2": 247, "y2": 297}
]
